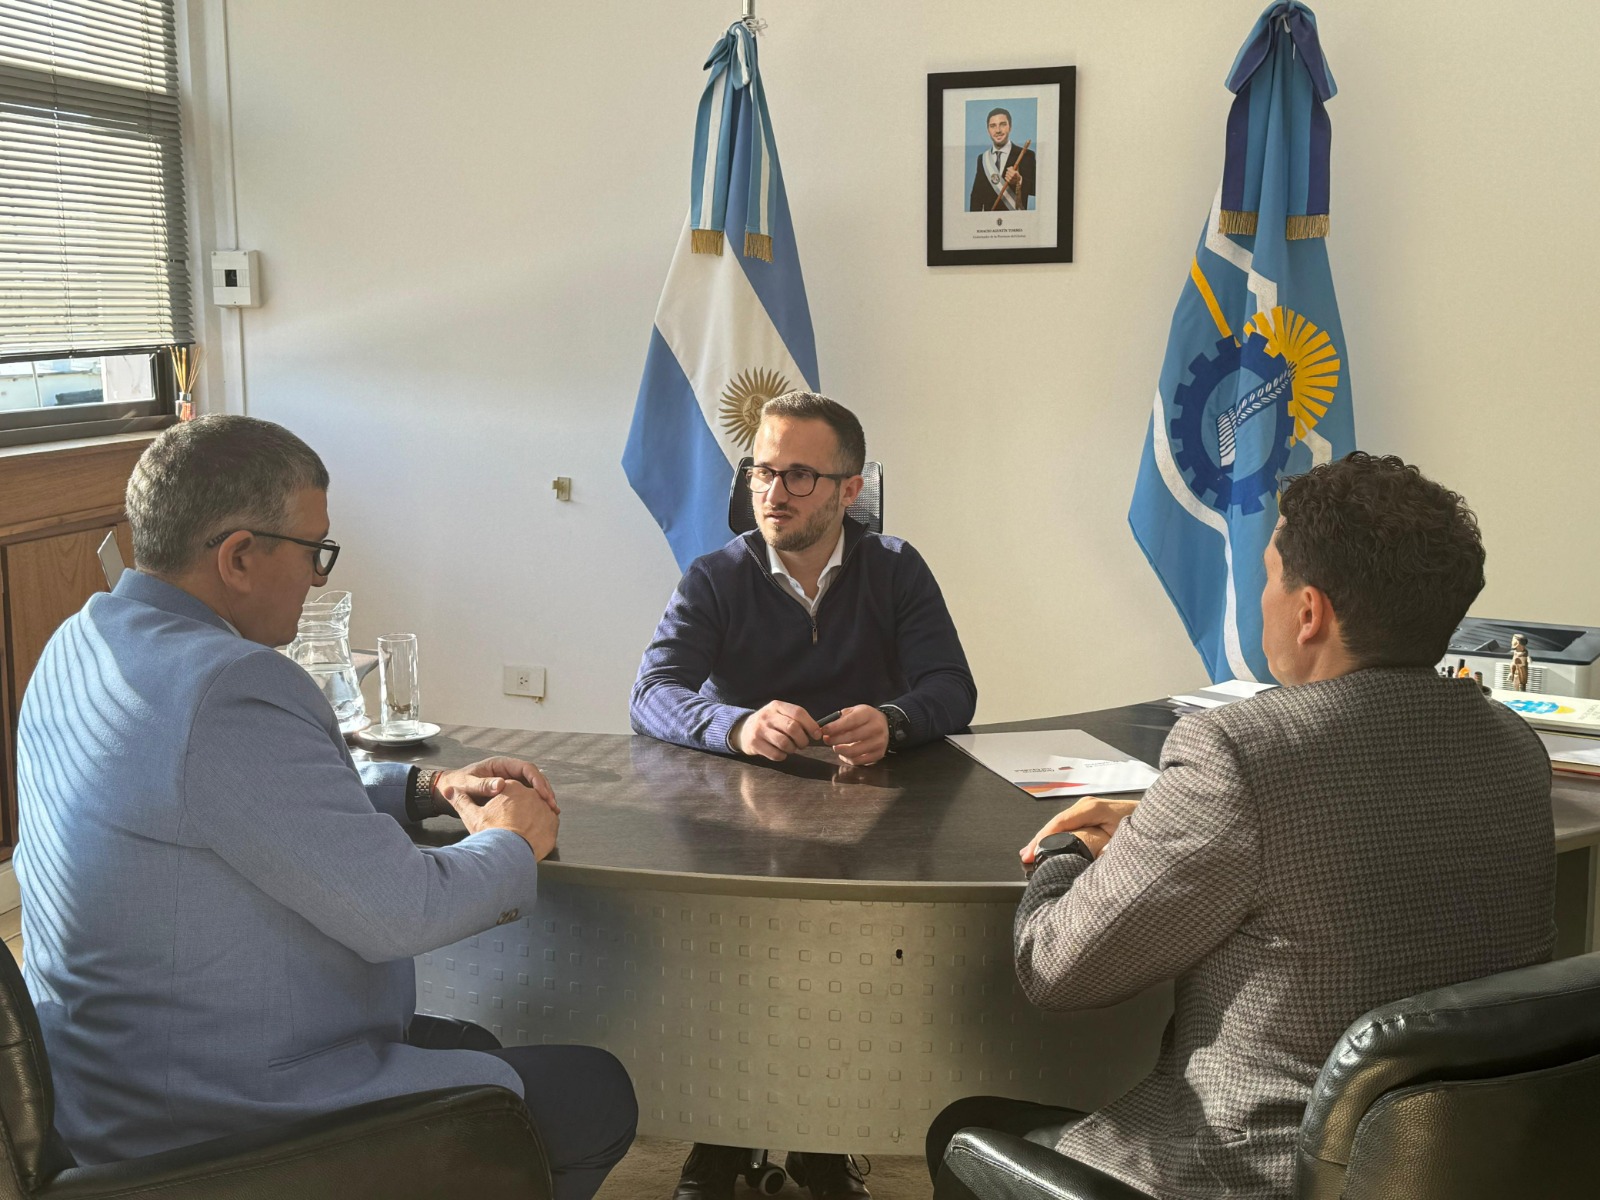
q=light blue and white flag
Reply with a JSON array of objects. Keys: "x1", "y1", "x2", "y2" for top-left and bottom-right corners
[
  {"x1": 1129, "y1": 0, "x2": 1356, "y2": 684},
  {"x1": 624, "y1": 22, "x2": 819, "y2": 571}
]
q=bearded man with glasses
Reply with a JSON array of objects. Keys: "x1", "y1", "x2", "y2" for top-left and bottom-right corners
[{"x1": 630, "y1": 392, "x2": 977, "y2": 1200}]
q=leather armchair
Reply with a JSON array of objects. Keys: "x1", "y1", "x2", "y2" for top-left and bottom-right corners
[
  {"x1": 937, "y1": 1129, "x2": 1154, "y2": 1200},
  {"x1": 0, "y1": 950, "x2": 553, "y2": 1199},
  {"x1": 936, "y1": 951, "x2": 1600, "y2": 1200}
]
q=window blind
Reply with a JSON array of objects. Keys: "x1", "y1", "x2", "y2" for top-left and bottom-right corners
[{"x1": 0, "y1": 0, "x2": 192, "y2": 360}]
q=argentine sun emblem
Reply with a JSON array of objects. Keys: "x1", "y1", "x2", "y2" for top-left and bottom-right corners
[
  {"x1": 1168, "y1": 304, "x2": 1341, "y2": 515},
  {"x1": 718, "y1": 367, "x2": 793, "y2": 450}
]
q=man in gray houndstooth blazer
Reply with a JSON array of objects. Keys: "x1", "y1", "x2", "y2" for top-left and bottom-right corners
[{"x1": 929, "y1": 454, "x2": 1555, "y2": 1199}]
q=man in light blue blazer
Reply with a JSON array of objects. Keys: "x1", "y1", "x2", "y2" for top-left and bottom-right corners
[{"x1": 15, "y1": 416, "x2": 634, "y2": 1200}]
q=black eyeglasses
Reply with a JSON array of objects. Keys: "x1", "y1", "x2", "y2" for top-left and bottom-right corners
[
  {"x1": 204, "y1": 529, "x2": 341, "y2": 576},
  {"x1": 744, "y1": 465, "x2": 855, "y2": 498}
]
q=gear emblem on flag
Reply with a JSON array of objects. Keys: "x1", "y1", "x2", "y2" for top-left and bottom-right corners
[
  {"x1": 719, "y1": 366, "x2": 794, "y2": 449},
  {"x1": 1168, "y1": 307, "x2": 1341, "y2": 516},
  {"x1": 1169, "y1": 333, "x2": 1294, "y2": 515}
]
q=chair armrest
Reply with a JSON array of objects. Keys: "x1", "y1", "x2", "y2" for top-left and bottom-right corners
[
  {"x1": 41, "y1": 1086, "x2": 551, "y2": 1200},
  {"x1": 936, "y1": 1128, "x2": 1157, "y2": 1200}
]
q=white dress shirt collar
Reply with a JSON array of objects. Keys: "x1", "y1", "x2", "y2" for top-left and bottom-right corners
[{"x1": 767, "y1": 528, "x2": 845, "y2": 615}]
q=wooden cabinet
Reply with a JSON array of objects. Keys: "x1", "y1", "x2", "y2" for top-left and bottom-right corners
[{"x1": 0, "y1": 435, "x2": 153, "y2": 852}]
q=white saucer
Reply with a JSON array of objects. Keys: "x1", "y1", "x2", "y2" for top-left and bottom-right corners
[{"x1": 355, "y1": 721, "x2": 441, "y2": 747}]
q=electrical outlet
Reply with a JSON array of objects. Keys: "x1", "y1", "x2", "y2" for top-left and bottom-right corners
[{"x1": 502, "y1": 664, "x2": 546, "y2": 699}]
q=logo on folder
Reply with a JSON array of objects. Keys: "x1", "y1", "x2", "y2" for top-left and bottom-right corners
[
  {"x1": 1503, "y1": 699, "x2": 1576, "y2": 717},
  {"x1": 1168, "y1": 298, "x2": 1342, "y2": 515}
]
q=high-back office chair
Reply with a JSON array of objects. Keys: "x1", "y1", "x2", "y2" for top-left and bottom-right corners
[
  {"x1": 0, "y1": 948, "x2": 553, "y2": 1199},
  {"x1": 728, "y1": 456, "x2": 884, "y2": 534},
  {"x1": 936, "y1": 951, "x2": 1600, "y2": 1200}
]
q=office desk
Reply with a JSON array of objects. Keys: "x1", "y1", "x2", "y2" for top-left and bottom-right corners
[
  {"x1": 373, "y1": 701, "x2": 1600, "y2": 1154},
  {"x1": 374, "y1": 711, "x2": 1176, "y2": 1156}
]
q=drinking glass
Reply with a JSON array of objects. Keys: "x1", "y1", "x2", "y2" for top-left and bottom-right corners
[{"x1": 377, "y1": 633, "x2": 421, "y2": 736}]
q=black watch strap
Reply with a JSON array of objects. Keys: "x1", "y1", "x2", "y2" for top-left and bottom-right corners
[
  {"x1": 1033, "y1": 831, "x2": 1094, "y2": 866},
  {"x1": 878, "y1": 704, "x2": 911, "y2": 750}
]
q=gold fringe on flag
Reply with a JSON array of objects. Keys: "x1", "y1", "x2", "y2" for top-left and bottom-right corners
[
  {"x1": 743, "y1": 232, "x2": 773, "y2": 263},
  {"x1": 1217, "y1": 209, "x2": 1259, "y2": 235},
  {"x1": 691, "y1": 228, "x2": 725, "y2": 256},
  {"x1": 1286, "y1": 213, "x2": 1330, "y2": 240}
]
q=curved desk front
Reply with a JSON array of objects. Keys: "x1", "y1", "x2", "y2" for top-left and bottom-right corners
[{"x1": 372, "y1": 702, "x2": 1600, "y2": 1156}]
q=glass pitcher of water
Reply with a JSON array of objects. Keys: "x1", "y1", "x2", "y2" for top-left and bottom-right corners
[{"x1": 284, "y1": 590, "x2": 368, "y2": 733}]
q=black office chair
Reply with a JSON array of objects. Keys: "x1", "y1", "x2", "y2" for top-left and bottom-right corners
[
  {"x1": 728, "y1": 456, "x2": 884, "y2": 534},
  {"x1": 936, "y1": 951, "x2": 1600, "y2": 1200},
  {"x1": 0, "y1": 948, "x2": 554, "y2": 1198}
]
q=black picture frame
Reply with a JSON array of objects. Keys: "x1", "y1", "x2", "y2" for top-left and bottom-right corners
[{"x1": 927, "y1": 66, "x2": 1076, "y2": 266}]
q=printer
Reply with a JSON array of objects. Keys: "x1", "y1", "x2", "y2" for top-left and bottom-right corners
[{"x1": 1441, "y1": 618, "x2": 1600, "y2": 699}]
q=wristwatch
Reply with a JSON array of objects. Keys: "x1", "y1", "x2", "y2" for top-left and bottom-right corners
[
  {"x1": 1032, "y1": 831, "x2": 1095, "y2": 867},
  {"x1": 406, "y1": 767, "x2": 443, "y2": 822},
  {"x1": 877, "y1": 704, "x2": 911, "y2": 750}
]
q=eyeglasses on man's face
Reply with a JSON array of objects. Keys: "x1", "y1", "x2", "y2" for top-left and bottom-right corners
[
  {"x1": 744, "y1": 465, "x2": 855, "y2": 498},
  {"x1": 204, "y1": 529, "x2": 341, "y2": 576}
]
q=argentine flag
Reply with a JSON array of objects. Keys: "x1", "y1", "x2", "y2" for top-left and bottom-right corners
[
  {"x1": 624, "y1": 22, "x2": 819, "y2": 571},
  {"x1": 1129, "y1": 1, "x2": 1356, "y2": 683}
]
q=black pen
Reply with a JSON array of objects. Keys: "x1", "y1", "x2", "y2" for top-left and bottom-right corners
[{"x1": 817, "y1": 710, "x2": 843, "y2": 727}]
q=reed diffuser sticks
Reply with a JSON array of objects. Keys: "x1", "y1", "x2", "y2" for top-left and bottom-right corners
[{"x1": 168, "y1": 344, "x2": 202, "y2": 420}]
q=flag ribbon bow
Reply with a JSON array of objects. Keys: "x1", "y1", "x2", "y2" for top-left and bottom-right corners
[
  {"x1": 690, "y1": 21, "x2": 780, "y2": 263},
  {"x1": 1219, "y1": 1, "x2": 1338, "y2": 240}
]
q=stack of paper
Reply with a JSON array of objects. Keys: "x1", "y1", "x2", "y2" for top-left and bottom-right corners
[
  {"x1": 1539, "y1": 732, "x2": 1600, "y2": 779},
  {"x1": 1169, "y1": 679, "x2": 1276, "y2": 711},
  {"x1": 1493, "y1": 690, "x2": 1600, "y2": 737},
  {"x1": 946, "y1": 730, "x2": 1160, "y2": 799}
]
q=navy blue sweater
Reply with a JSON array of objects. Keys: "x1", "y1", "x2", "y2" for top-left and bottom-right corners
[{"x1": 630, "y1": 518, "x2": 977, "y2": 755}]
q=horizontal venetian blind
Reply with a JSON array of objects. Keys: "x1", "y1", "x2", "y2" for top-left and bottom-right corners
[{"x1": 0, "y1": 0, "x2": 192, "y2": 359}]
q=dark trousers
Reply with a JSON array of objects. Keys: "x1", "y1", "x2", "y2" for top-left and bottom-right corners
[
  {"x1": 924, "y1": 1095, "x2": 1086, "y2": 1183},
  {"x1": 409, "y1": 1016, "x2": 638, "y2": 1200}
]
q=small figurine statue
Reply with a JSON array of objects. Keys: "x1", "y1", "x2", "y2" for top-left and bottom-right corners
[{"x1": 1507, "y1": 633, "x2": 1532, "y2": 692}]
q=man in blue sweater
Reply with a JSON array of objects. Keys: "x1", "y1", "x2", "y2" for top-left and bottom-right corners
[{"x1": 630, "y1": 392, "x2": 977, "y2": 1199}]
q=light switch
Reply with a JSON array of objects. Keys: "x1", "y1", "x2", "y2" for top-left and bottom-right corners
[{"x1": 211, "y1": 250, "x2": 261, "y2": 307}]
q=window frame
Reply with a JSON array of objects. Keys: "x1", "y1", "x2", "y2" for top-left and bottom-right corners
[
  {"x1": 0, "y1": 0, "x2": 190, "y2": 449},
  {"x1": 0, "y1": 348, "x2": 177, "y2": 450}
]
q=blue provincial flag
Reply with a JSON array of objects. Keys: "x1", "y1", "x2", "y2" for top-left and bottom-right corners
[
  {"x1": 624, "y1": 22, "x2": 819, "y2": 571},
  {"x1": 1129, "y1": 1, "x2": 1356, "y2": 683}
]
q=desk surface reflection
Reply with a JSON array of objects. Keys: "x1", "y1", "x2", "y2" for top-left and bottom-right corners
[{"x1": 371, "y1": 702, "x2": 1183, "y2": 896}]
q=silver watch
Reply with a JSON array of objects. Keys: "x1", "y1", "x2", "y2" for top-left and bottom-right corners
[{"x1": 409, "y1": 768, "x2": 442, "y2": 820}]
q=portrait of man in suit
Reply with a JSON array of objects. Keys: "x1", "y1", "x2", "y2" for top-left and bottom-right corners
[{"x1": 969, "y1": 106, "x2": 1037, "y2": 212}]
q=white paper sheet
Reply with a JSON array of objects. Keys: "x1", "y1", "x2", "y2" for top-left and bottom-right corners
[
  {"x1": 946, "y1": 730, "x2": 1159, "y2": 798},
  {"x1": 1169, "y1": 679, "x2": 1277, "y2": 710},
  {"x1": 1539, "y1": 732, "x2": 1600, "y2": 771}
]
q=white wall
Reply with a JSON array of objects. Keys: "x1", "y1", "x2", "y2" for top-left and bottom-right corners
[{"x1": 185, "y1": 0, "x2": 1600, "y2": 733}]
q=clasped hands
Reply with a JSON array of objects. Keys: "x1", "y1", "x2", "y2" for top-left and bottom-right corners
[
  {"x1": 735, "y1": 700, "x2": 887, "y2": 766},
  {"x1": 432, "y1": 756, "x2": 561, "y2": 861},
  {"x1": 1020, "y1": 796, "x2": 1139, "y2": 867}
]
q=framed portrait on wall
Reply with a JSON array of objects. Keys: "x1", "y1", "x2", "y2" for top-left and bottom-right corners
[{"x1": 927, "y1": 66, "x2": 1075, "y2": 266}]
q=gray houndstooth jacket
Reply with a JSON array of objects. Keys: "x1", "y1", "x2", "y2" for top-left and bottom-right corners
[{"x1": 1015, "y1": 667, "x2": 1555, "y2": 1199}]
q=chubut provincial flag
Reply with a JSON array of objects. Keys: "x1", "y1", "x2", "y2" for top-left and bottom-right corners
[
  {"x1": 624, "y1": 21, "x2": 819, "y2": 571},
  {"x1": 1129, "y1": 0, "x2": 1356, "y2": 683}
]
